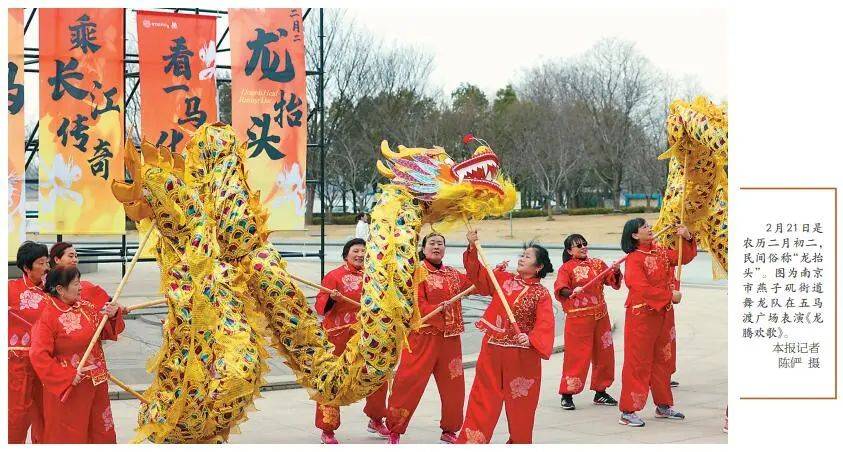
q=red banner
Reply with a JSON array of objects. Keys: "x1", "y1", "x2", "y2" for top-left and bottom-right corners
[
  {"x1": 9, "y1": 8, "x2": 25, "y2": 256},
  {"x1": 230, "y1": 8, "x2": 307, "y2": 231},
  {"x1": 38, "y1": 8, "x2": 125, "y2": 234},
  {"x1": 137, "y1": 11, "x2": 217, "y2": 153}
]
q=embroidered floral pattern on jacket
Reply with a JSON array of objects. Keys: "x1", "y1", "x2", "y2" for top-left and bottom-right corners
[
  {"x1": 340, "y1": 274, "x2": 362, "y2": 293},
  {"x1": 19, "y1": 290, "x2": 44, "y2": 310},
  {"x1": 58, "y1": 311, "x2": 82, "y2": 335},
  {"x1": 573, "y1": 265, "x2": 591, "y2": 282},
  {"x1": 427, "y1": 273, "x2": 445, "y2": 290},
  {"x1": 501, "y1": 278, "x2": 522, "y2": 296},
  {"x1": 644, "y1": 255, "x2": 658, "y2": 275}
]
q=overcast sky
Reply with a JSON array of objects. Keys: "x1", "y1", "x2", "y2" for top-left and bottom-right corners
[
  {"x1": 345, "y1": 7, "x2": 728, "y2": 101},
  {"x1": 19, "y1": 5, "x2": 727, "y2": 124}
]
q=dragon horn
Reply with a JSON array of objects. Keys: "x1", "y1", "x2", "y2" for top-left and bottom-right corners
[
  {"x1": 111, "y1": 138, "x2": 142, "y2": 204},
  {"x1": 141, "y1": 140, "x2": 160, "y2": 167}
]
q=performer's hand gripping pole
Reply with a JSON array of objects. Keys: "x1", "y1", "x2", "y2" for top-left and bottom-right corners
[
  {"x1": 288, "y1": 273, "x2": 362, "y2": 307},
  {"x1": 573, "y1": 223, "x2": 675, "y2": 295},
  {"x1": 63, "y1": 227, "x2": 154, "y2": 402},
  {"x1": 417, "y1": 285, "x2": 476, "y2": 327},
  {"x1": 463, "y1": 216, "x2": 521, "y2": 334}
]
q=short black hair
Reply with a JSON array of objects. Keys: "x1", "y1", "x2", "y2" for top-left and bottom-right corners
[
  {"x1": 16, "y1": 241, "x2": 49, "y2": 272},
  {"x1": 419, "y1": 232, "x2": 446, "y2": 260},
  {"x1": 562, "y1": 234, "x2": 588, "y2": 263},
  {"x1": 342, "y1": 238, "x2": 366, "y2": 259},
  {"x1": 356, "y1": 213, "x2": 368, "y2": 222},
  {"x1": 49, "y1": 242, "x2": 75, "y2": 268},
  {"x1": 44, "y1": 265, "x2": 81, "y2": 297},
  {"x1": 621, "y1": 218, "x2": 648, "y2": 253},
  {"x1": 525, "y1": 241, "x2": 554, "y2": 279}
]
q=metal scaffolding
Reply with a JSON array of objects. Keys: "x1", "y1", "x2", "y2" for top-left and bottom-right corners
[{"x1": 12, "y1": 7, "x2": 327, "y2": 278}]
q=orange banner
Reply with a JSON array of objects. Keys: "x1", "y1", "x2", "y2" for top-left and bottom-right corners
[
  {"x1": 8, "y1": 8, "x2": 25, "y2": 258},
  {"x1": 38, "y1": 8, "x2": 125, "y2": 234},
  {"x1": 137, "y1": 11, "x2": 217, "y2": 154},
  {"x1": 231, "y1": 8, "x2": 307, "y2": 231}
]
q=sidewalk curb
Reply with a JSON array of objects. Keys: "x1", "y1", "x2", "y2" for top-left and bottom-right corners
[{"x1": 108, "y1": 319, "x2": 618, "y2": 401}]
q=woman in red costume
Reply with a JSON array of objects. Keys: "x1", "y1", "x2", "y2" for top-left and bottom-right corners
[
  {"x1": 49, "y1": 242, "x2": 112, "y2": 310},
  {"x1": 29, "y1": 265, "x2": 125, "y2": 443},
  {"x1": 385, "y1": 233, "x2": 473, "y2": 444},
  {"x1": 617, "y1": 218, "x2": 696, "y2": 427},
  {"x1": 8, "y1": 241, "x2": 50, "y2": 443},
  {"x1": 314, "y1": 238, "x2": 389, "y2": 444},
  {"x1": 457, "y1": 230, "x2": 555, "y2": 444},
  {"x1": 554, "y1": 233, "x2": 622, "y2": 410}
]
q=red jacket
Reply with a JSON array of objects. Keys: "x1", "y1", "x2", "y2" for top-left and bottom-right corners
[
  {"x1": 463, "y1": 246, "x2": 555, "y2": 359},
  {"x1": 418, "y1": 259, "x2": 472, "y2": 337},
  {"x1": 554, "y1": 257, "x2": 621, "y2": 316},
  {"x1": 8, "y1": 276, "x2": 48, "y2": 353},
  {"x1": 29, "y1": 296, "x2": 125, "y2": 398},
  {"x1": 624, "y1": 238, "x2": 697, "y2": 311},
  {"x1": 80, "y1": 281, "x2": 112, "y2": 310},
  {"x1": 315, "y1": 264, "x2": 363, "y2": 337}
]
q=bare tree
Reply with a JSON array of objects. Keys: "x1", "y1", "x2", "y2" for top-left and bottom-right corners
[{"x1": 566, "y1": 38, "x2": 664, "y2": 210}]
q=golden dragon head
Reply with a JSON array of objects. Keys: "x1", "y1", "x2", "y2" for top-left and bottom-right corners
[
  {"x1": 377, "y1": 138, "x2": 517, "y2": 224},
  {"x1": 111, "y1": 139, "x2": 205, "y2": 239}
]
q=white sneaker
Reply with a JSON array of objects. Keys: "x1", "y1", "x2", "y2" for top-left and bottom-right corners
[
  {"x1": 619, "y1": 412, "x2": 645, "y2": 427},
  {"x1": 655, "y1": 405, "x2": 685, "y2": 420}
]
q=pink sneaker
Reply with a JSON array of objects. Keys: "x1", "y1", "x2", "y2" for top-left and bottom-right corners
[
  {"x1": 321, "y1": 431, "x2": 339, "y2": 444},
  {"x1": 440, "y1": 431, "x2": 458, "y2": 444},
  {"x1": 367, "y1": 418, "x2": 390, "y2": 437},
  {"x1": 387, "y1": 433, "x2": 401, "y2": 444}
]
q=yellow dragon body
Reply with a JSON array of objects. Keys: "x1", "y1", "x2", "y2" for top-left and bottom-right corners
[{"x1": 110, "y1": 124, "x2": 516, "y2": 442}]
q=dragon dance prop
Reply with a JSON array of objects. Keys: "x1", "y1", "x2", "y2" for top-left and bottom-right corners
[
  {"x1": 653, "y1": 96, "x2": 728, "y2": 279},
  {"x1": 110, "y1": 124, "x2": 516, "y2": 443}
]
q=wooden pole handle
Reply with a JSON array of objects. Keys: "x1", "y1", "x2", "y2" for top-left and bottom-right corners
[
  {"x1": 124, "y1": 298, "x2": 167, "y2": 313},
  {"x1": 109, "y1": 374, "x2": 149, "y2": 404},
  {"x1": 573, "y1": 223, "x2": 675, "y2": 295},
  {"x1": 289, "y1": 273, "x2": 361, "y2": 307},
  {"x1": 676, "y1": 153, "x2": 691, "y2": 283},
  {"x1": 64, "y1": 227, "x2": 155, "y2": 402},
  {"x1": 418, "y1": 285, "x2": 475, "y2": 325},
  {"x1": 463, "y1": 216, "x2": 521, "y2": 334}
]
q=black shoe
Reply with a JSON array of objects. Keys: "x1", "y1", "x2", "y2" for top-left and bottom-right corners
[
  {"x1": 593, "y1": 391, "x2": 618, "y2": 406},
  {"x1": 560, "y1": 394, "x2": 575, "y2": 410},
  {"x1": 670, "y1": 380, "x2": 679, "y2": 388}
]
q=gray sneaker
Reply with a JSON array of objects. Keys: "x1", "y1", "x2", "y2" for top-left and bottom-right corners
[
  {"x1": 619, "y1": 412, "x2": 645, "y2": 427},
  {"x1": 655, "y1": 405, "x2": 685, "y2": 420}
]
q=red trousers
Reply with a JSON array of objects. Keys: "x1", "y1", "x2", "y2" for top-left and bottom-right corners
[
  {"x1": 457, "y1": 338, "x2": 542, "y2": 444},
  {"x1": 619, "y1": 305, "x2": 674, "y2": 413},
  {"x1": 8, "y1": 356, "x2": 43, "y2": 443},
  {"x1": 386, "y1": 332, "x2": 464, "y2": 434},
  {"x1": 41, "y1": 378, "x2": 116, "y2": 443},
  {"x1": 667, "y1": 308, "x2": 677, "y2": 375},
  {"x1": 315, "y1": 328, "x2": 388, "y2": 432},
  {"x1": 559, "y1": 313, "x2": 614, "y2": 395}
]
